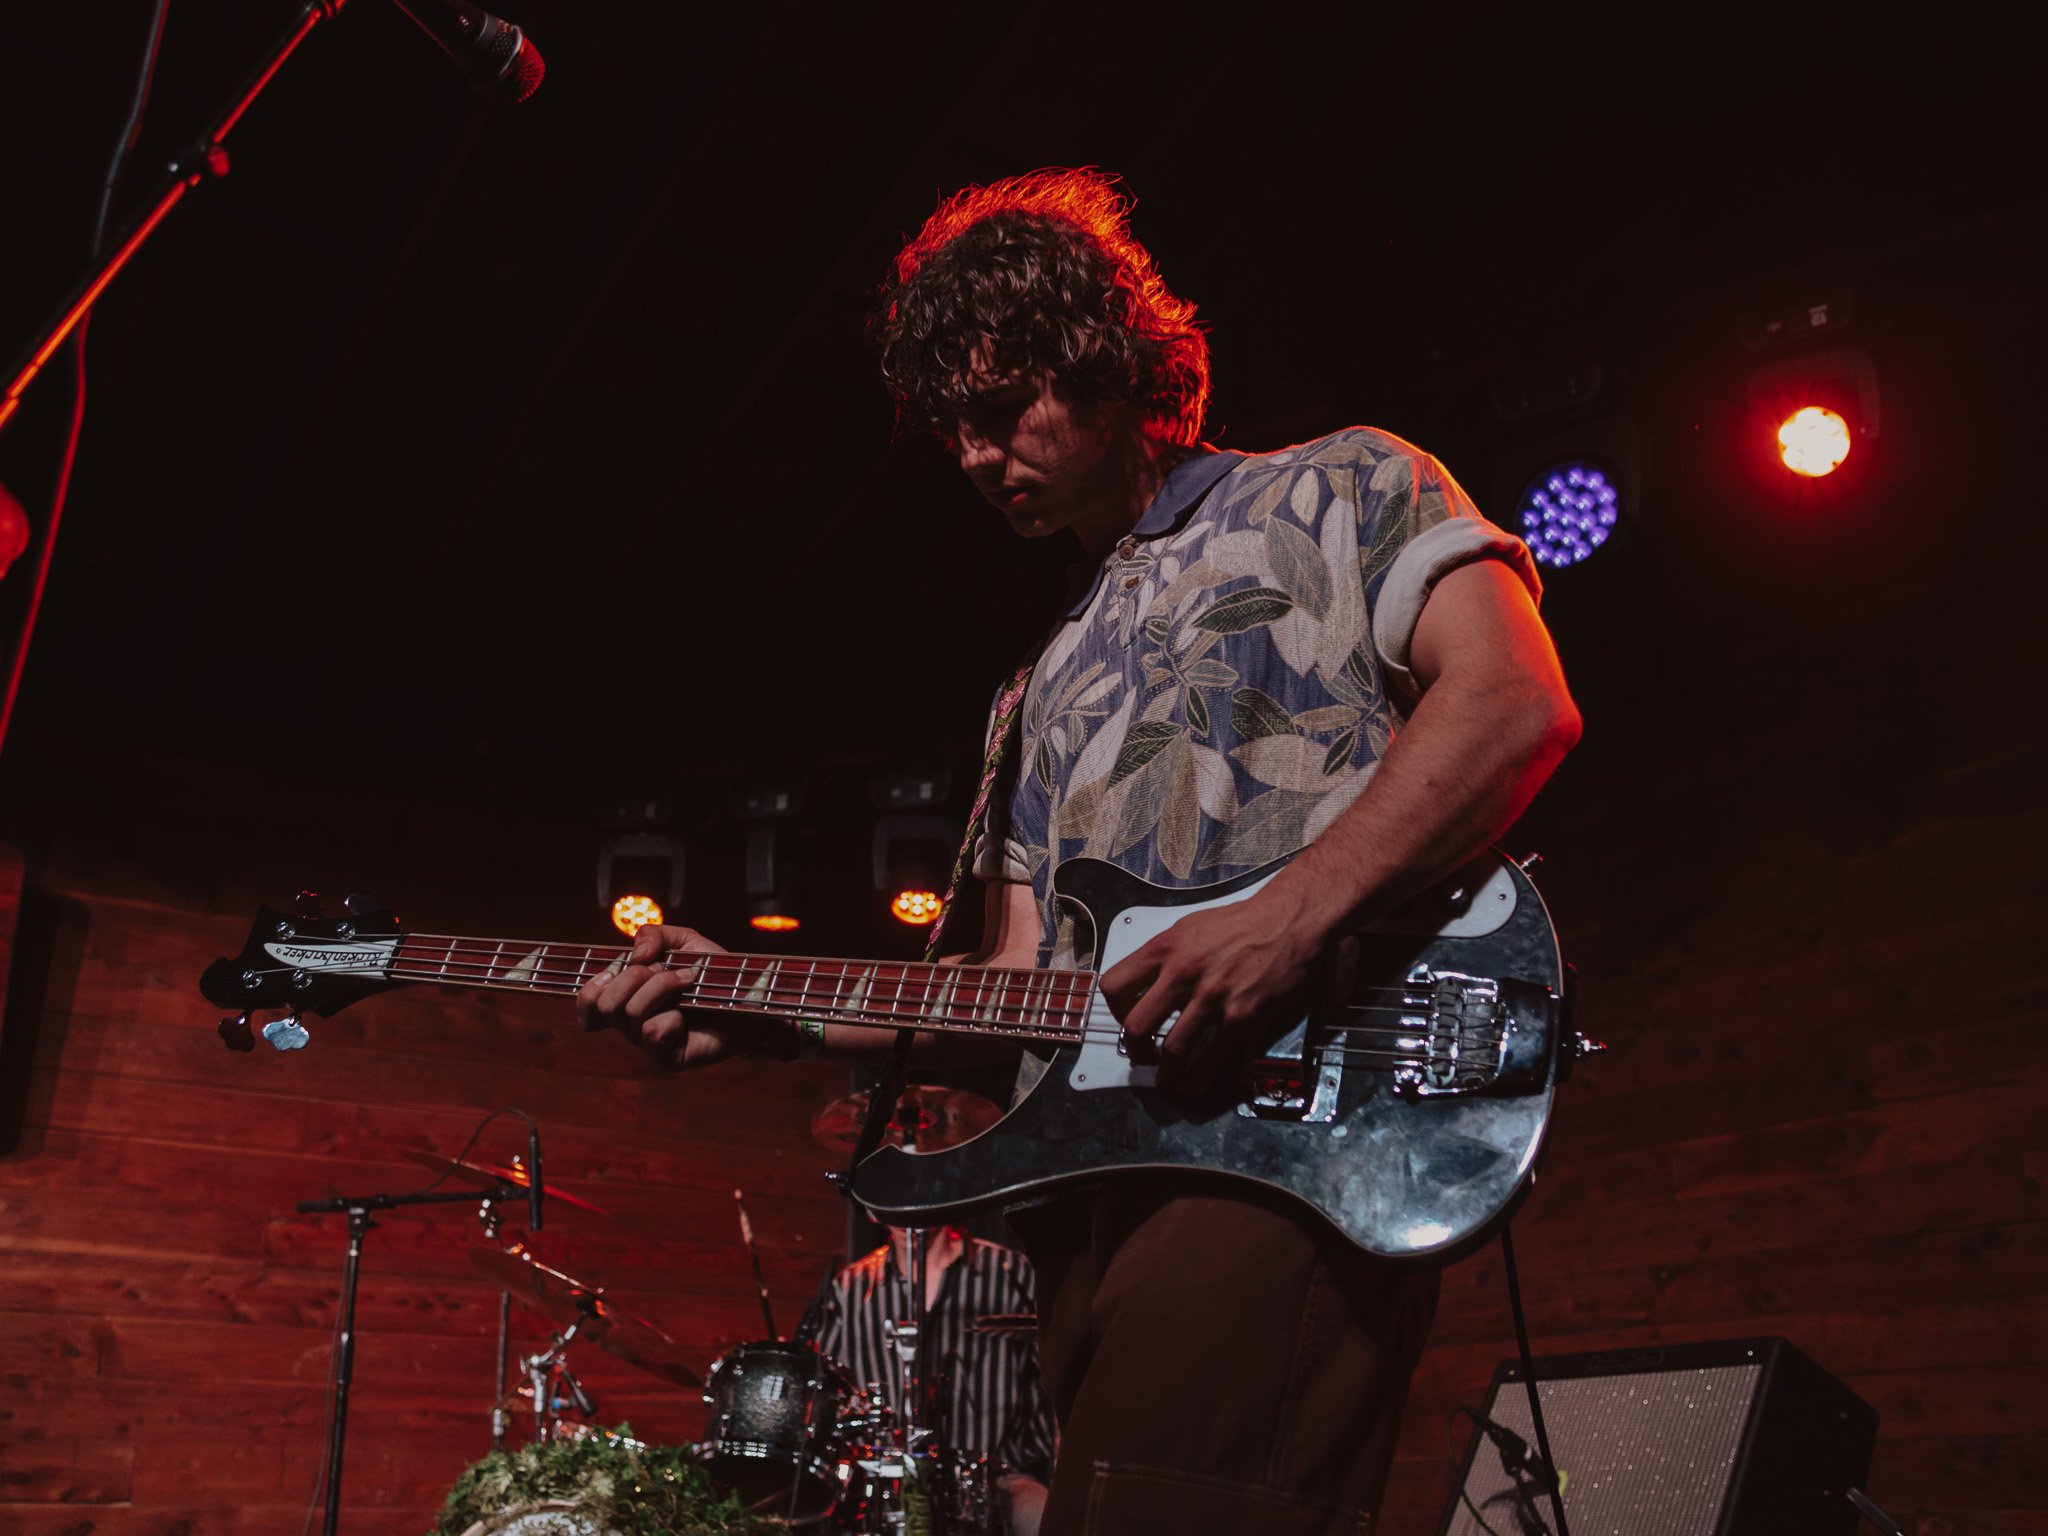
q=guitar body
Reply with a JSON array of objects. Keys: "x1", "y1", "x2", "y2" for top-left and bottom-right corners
[{"x1": 850, "y1": 853, "x2": 1565, "y2": 1263}]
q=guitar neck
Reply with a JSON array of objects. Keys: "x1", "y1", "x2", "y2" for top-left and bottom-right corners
[{"x1": 390, "y1": 933, "x2": 1093, "y2": 1045}]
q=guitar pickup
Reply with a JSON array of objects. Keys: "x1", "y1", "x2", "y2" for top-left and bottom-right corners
[{"x1": 1237, "y1": 1026, "x2": 1343, "y2": 1123}]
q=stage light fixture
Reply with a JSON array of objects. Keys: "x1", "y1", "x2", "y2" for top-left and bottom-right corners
[
  {"x1": 871, "y1": 772, "x2": 957, "y2": 935},
  {"x1": 596, "y1": 798, "x2": 684, "y2": 939},
  {"x1": 736, "y1": 782, "x2": 806, "y2": 939},
  {"x1": 1746, "y1": 340, "x2": 1880, "y2": 487},
  {"x1": 1516, "y1": 460, "x2": 1620, "y2": 568},
  {"x1": 1777, "y1": 405, "x2": 1852, "y2": 477}
]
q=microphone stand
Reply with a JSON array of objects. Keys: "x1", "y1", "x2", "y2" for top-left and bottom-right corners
[
  {"x1": 0, "y1": 1, "x2": 351, "y2": 433},
  {"x1": 296, "y1": 1180, "x2": 525, "y2": 1536}
]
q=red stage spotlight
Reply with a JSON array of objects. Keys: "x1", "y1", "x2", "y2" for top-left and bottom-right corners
[{"x1": 1777, "y1": 406, "x2": 1852, "y2": 478}]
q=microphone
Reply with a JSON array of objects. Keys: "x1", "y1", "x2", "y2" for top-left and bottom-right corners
[
  {"x1": 1467, "y1": 1408, "x2": 1555, "y2": 1487},
  {"x1": 386, "y1": 1, "x2": 545, "y2": 102},
  {"x1": 526, "y1": 1122, "x2": 544, "y2": 1232}
]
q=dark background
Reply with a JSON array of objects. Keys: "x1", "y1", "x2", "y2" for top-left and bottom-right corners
[
  {"x1": 2, "y1": 1, "x2": 2040, "y2": 950},
  {"x1": 0, "y1": 3, "x2": 2044, "y2": 1532}
]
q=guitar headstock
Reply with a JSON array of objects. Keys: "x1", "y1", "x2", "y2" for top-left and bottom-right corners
[{"x1": 200, "y1": 892, "x2": 405, "y2": 1053}]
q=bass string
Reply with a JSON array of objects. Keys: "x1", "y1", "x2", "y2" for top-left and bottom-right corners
[
  {"x1": 363, "y1": 962, "x2": 1500, "y2": 1037},
  {"x1": 250, "y1": 963, "x2": 1508, "y2": 1071},
  {"x1": 378, "y1": 966, "x2": 1506, "y2": 1069}
]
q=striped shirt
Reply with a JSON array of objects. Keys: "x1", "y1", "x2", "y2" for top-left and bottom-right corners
[{"x1": 811, "y1": 1234, "x2": 1057, "y2": 1479}]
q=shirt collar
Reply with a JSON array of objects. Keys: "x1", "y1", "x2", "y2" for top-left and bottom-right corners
[
  {"x1": 1063, "y1": 448, "x2": 1244, "y2": 616},
  {"x1": 1131, "y1": 448, "x2": 1244, "y2": 538}
]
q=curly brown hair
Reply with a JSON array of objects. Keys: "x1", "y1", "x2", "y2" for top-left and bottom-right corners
[{"x1": 873, "y1": 168, "x2": 1210, "y2": 447}]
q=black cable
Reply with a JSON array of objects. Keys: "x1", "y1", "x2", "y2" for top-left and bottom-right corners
[
  {"x1": 1500, "y1": 1222, "x2": 1570, "y2": 1536},
  {"x1": 95, "y1": 0, "x2": 173, "y2": 256},
  {"x1": 1446, "y1": 1407, "x2": 1508, "y2": 1536},
  {"x1": 403, "y1": 1105, "x2": 539, "y2": 1198}
]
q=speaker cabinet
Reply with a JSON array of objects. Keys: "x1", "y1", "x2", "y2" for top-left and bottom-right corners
[{"x1": 1438, "y1": 1336, "x2": 1877, "y2": 1536}]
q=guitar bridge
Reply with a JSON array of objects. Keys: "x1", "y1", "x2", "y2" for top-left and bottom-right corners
[{"x1": 1390, "y1": 966, "x2": 1553, "y2": 1097}]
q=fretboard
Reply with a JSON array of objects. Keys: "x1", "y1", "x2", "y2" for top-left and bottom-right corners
[{"x1": 387, "y1": 934, "x2": 1095, "y2": 1045}]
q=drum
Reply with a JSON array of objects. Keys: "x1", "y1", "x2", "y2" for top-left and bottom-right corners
[{"x1": 701, "y1": 1341, "x2": 852, "y2": 1524}]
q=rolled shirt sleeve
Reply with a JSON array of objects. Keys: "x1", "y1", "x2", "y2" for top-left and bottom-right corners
[{"x1": 1364, "y1": 449, "x2": 1541, "y2": 700}]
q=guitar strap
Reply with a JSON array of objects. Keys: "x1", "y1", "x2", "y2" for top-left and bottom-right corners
[{"x1": 840, "y1": 649, "x2": 1041, "y2": 1192}]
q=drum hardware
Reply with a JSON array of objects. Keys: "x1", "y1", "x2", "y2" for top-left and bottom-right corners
[
  {"x1": 965, "y1": 1314, "x2": 1037, "y2": 1340},
  {"x1": 733, "y1": 1186, "x2": 780, "y2": 1340},
  {"x1": 468, "y1": 1240, "x2": 702, "y2": 1389},
  {"x1": 808, "y1": 1085, "x2": 1003, "y2": 1159}
]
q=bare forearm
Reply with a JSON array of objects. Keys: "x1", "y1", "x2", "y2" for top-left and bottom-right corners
[{"x1": 1260, "y1": 668, "x2": 1580, "y2": 947}]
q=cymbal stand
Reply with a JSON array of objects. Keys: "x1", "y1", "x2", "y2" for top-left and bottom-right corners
[{"x1": 478, "y1": 1201, "x2": 511, "y2": 1451}]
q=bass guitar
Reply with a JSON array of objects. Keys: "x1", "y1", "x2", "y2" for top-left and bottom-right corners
[{"x1": 201, "y1": 849, "x2": 1596, "y2": 1262}]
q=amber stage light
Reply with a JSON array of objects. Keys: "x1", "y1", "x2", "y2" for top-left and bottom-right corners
[
  {"x1": 890, "y1": 889, "x2": 944, "y2": 926},
  {"x1": 1777, "y1": 405, "x2": 1853, "y2": 477},
  {"x1": 749, "y1": 913, "x2": 801, "y2": 933},
  {"x1": 610, "y1": 894, "x2": 662, "y2": 937}
]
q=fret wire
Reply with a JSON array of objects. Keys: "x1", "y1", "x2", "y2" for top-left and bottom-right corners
[{"x1": 795, "y1": 957, "x2": 816, "y2": 1022}]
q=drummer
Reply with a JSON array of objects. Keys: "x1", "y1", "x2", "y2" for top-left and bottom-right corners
[{"x1": 811, "y1": 1222, "x2": 1055, "y2": 1536}]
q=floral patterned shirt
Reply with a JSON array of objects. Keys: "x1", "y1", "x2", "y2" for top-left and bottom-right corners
[{"x1": 976, "y1": 426, "x2": 1540, "y2": 972}]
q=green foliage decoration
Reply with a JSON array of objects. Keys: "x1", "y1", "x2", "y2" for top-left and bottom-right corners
[{"x1": 430, "y1": 1429, "x2": 782, "y2": 1536}]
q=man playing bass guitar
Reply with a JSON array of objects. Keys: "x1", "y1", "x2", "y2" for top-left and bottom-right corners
[{"x1": 577, "y1": 168, "x2": 1581, "y2": 1536}]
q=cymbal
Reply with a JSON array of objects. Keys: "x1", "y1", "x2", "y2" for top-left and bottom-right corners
[
  {"x1": 809, "y1": 1084, "x2": 1003, "y2": 1157},
  {"x1": 402, "y1": 1148, "x2": 609, "y2": 1214},
  {"x1": 967, "y1": 1312, "x2": 1039, "y2": 1339},
  {"x1": 470, "y1": 1241, "x2": 700, "y2": 1388}
]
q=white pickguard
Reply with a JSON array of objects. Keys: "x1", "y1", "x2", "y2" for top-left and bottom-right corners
[
  {"x1": 1065, "y1": 854, "x2": 1519, "y2": 1094},
  {"x1": 1068, "y1": 872, "x2": 1276, "y2": 1093}
]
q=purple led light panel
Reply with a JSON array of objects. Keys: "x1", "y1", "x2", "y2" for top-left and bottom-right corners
[{"x1": 1517, "y1": 461, "x2": 1619, "y2": 567}]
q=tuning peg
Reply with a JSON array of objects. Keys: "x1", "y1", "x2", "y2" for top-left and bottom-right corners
[
  {"x1": 294, "y1": 890, "x2": 325, "y2": 920},
  {"x1": 218, "y1": 1012, "x2": 256, "y2": 1052},
  {"x1": 343, "y1": 893, "x2": 391, "y2": 918},
  {"x1": 261, "y1": 1009, "x2": 311, "y2": 1051},
  {"x1": 1568, "y1": 1031, "x2": 1606, "y2": 1062}
]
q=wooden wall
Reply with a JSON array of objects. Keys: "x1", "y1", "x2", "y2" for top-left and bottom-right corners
[{"x1": 0, "y1": 738, "x2": 854, "y2": 1534}]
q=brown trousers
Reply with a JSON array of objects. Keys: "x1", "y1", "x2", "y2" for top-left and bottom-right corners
[{"x1": 1016, "y1": 1179, "x2": 1439, "y2": 1536}]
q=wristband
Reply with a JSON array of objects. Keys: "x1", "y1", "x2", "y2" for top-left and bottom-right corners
[{"x1": 754, "y1": 1017, "x2": 828, "y2": 1061}]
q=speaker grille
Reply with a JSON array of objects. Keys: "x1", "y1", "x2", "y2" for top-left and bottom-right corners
[{"x1": 1445, "y1": 1364, "x2": 1761, "y2": 1536}]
